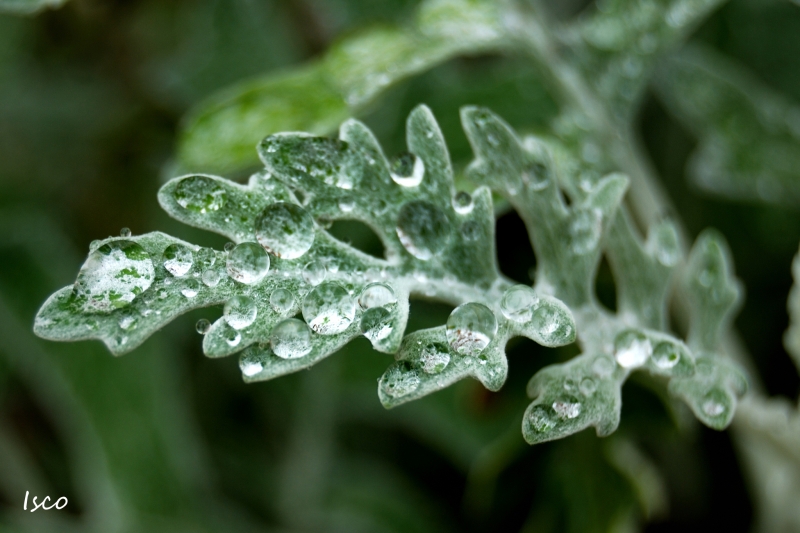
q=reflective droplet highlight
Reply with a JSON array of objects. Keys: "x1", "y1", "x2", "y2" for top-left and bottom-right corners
[
  {"x1": 270, "y1": 288, "x2": 295, "y2": 314},
  {"x1": 270, "y1": 318, "x2": 312, "y2": 359},
  {"x1": 181, "y1": 279, "x2": 200, "y2": 298},
  {"x1": 302, "y1": 282, "x2": 356, "y2": 335},
  {"x1": 501, "y1": 285, "x2": 539, "y2": 322},
  {"x1": 358, "y1": 283, "x2": 396, "y2": 309},
  {"x1": 614, "y1": 330, "x2": 652, "y2": 368},
  {"x1": 381, "y1": 362, "x2": 420, "y2": 398},
  {"x1": 653, "y1": 341, "x2": 680, "y2": 370},
  {"x1": 226, "y1": 242, "x2": 269, "y2": 284},
  {"x1": 452, "y1": 191, "x2": 473, "y2": 214},
  {"x1": 255, "y1": 202, "x2": 315, "y2": 259},
  {"x1": 202, "y1": 269, "x2": 221, "y2": 287},
  {"x1": 360, "y1": 307, "x2": 393, "y2": 342},
  {"x1": 396, "y1": 201, "x2": 450, "y2": 260},
  {"x1": 420, "y1": 343, "x2": 450, "y2": 374},
  {"x1": 175, "y1": 176, "x2": 227, "y2": 213},
  {"x1": 224, "y1": 295, "x2": 257, "y2": 330},
  {"x1": 446, "y1": 302, "x2": 497, "y2": 356},
  {"x1": 528, "y1": 406, "x2": 557, "y2": 433},
  {"x1": 390, "y1": 152, "x2": 424, "y2": 187},
  {"x1": 196, "y1": 319, "x2": 211, "y2": 334},
  {"x1": 163, "y1": 244, "x2": 194, "y2": 277},
  {"x1": 552, "y1": 400, "x2": 581, "y2": 419}
]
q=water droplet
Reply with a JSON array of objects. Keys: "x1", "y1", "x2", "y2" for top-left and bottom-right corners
[
  {"x1": 592, "y1": 355, "x2": 615, "y2": 377},
  {"x1": 163, "y1": 244, "x2": 194, "y2": 277},
  {"x1": 702, "y1": 398, "x2": 725, "y2": 417},
  {"x1": 420, "y1": 343, "x2": 450, "y2": 374},
  {"x1": 390, "y1": 152, "x2": 424, "y2": 187},
  {"x1": 255, "y1": 202, "x2": 315, "y2": 259},
  {"x1": 196, "y1": 319, "x2": 211, "y2": 334},
  {"x1": 302, "y1": 282, "x2": 356, "y2": 335},
  {"x1": 239, "y1": 350, "x2": 264, "y2": 377},
  {"x1": 196, "y1": 247, "x2": 216, "y2": 270},
  {"x1": 226, "y1": 243, "x2": 269, "y2": 284},
  {"x1": 224, "y1": 327, "x2": 241, "y2": 347},
  {"x1": 118, "y1": 309, "x2": 137, "y2": 330},
  {"x1": 460, "y1": 221, "x2": 481, "y2": 242},
  {"x1": 175, "y1": 176, "x2": 227, "y2": 213},
  {"x1": 446, "y1": 302, "x2": 497, "y2": 356},
  {"x1": 360, "y1": 307, "x2": 393, "y2": 341},
  {"x1": 563, "y1": 378, "x2": 578, "y2": 394},
  {"x1": 270, "y1": 318, "x2": 313, "y2": 359},
  {"x1": 579, "y1": 377, "x2": 597, "y2": 396},
  {"x1": 528, "y1": 406, "x2": 557, "y2": 433},
  {"x1": 119, "y1": 227, "x2": 131, "y2": 238},
  {"x1": 270, "y1": 288, "x2": 295, "y2": 314},
  {"x1": 302, "y1": 259, "x2": 327, "y2": 285},
  {"x1": 396, "y1": 201, "x2": 450, "y2": 260},
  {"x1": 522, "y1": 161, "x2": 550, "y2": 191},
  {"x1": 202, "y1": 269, "x2": 221, "y2": 287},
  {"x1": 552, "y1": 400, "x2": 581, "y2": 419},
  {"x1": 453, "y1": 191, "x2": 473, "y2": 214},
  {"x1": 501, "y1": 285, "x2": 539, "y2": 322},
  {"x1": 224, "y1": 242, "x2": 235, "y2": 253},
  {"x1": 614, "y1": 330, "x2": 652, "y2": 368},
  {"x1": 358, "y1": 283, "x2": 396, "y2": 309},
  {"x1": 380, "y1": 362, "x2": 420, "y2": 398},
  {"x1": 652, "y1": 342, "x2": 681, "y2": 370},
  {"x1": 157, "y1": 287, "x2": 168, "y2": 299},
  {"x1": 73, "y1": 240, "x2": 155, "y2": 313},
  {"x1": 224, "y1": 295, "x2": 257, "y2": 330},
  {"x1": 568, "y1": 208, "x2": 602, "y2": 255},
  {"x1": 338, "y1": 197, "x2": 355, "y2": 212},
  {"x1": 530, "y1": 303, "x2": 572, "y2": 344},
  {"x1": 181, "y1": 279, "x2": 200, "y2": 298}
]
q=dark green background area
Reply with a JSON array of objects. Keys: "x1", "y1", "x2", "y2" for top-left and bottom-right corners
[{"x1": 0, "y1": 0, "x2": 798, "y2": 532}]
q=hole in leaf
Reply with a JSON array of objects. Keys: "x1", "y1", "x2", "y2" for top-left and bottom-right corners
[
  {"x1": 595, "y1": 254, "x2": 617, "y2": 313},
  {"x1": 327, "y1": 219, "x2": 386, "y2": 259},
  {"x1": 495, "y1": 209, "x2": 536, "y2": 285},
  {"x1": 406, "y1": 298, "x2": 455, "y2": 334}
]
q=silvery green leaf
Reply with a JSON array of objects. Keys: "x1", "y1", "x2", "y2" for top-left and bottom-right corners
[
  {"x1": 0, "y1": 0, "x2": 66, "y2": 15},
  {"x1": 784, "y1": 243, "x2": 800, "y2": 374}
]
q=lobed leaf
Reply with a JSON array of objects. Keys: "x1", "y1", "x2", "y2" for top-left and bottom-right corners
[{"x1": 785, "y1": 243, "x2": 800, "y2": 374}]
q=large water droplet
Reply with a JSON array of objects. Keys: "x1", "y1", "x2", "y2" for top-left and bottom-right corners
[
  {"x1": 163, "y1": 244, "x2": 194, "y2": 277},
  {"x1": 380, "y1": 362, "x2": 420, "y2": 398},
  {"x1": 568, "y1": 207, "x2": 602, "y2": 255},
  {"x1": 652, "y1": 341, "x2": 681, "y2": 370},
  {"x1": 174, "y1": 176, "x2": 227, "y2": 213},
  {"x1": 255, "y1": 202, "x2": 315, "y2": 259},
  {"x1": 501, "y1": 285, "x2": 539, "y2": 322},
  {"x1": 420, "y1": 343, "x2": 450, "y2": 374},
  {"x1": 614, "y1": 330, "x2": 652, "y2": 368},
  {"x1": 302, "y1": 282, "x2": 356, "y2": 335},
  {"x1": 360, "y1": 307, "x2": 393, "y2": 341},
  {"x1": 73, "y1": 240, "x2": 155, "y2": 313},
  {"x1": 358, "y1": 283, "x2": 396, "y2": 309},
  {"x1": 390, "y1": 152, "x2": 424, "y2": 187},
  {"x1": 224, "y1": 295, "x2": 257, "y2": 330},
  {"x1": 270, "y1": 288, "x2": 295, "y2": 315},
  {"x1": 552, "y1": 400, "x2": 581, "y2": 419},
  {"x1": 446, "y1": 302, "x2": 497, "y2": 356},
  {"x1": 528, "y1": 406, "x2": 557, "y2": 433},
  {"x1": 226, "y1": 242, "x2": 269, "y2": 284},
  {"x1": 270, "y1": 318, "x2": 313, "y2": 359},
  {"x1": 396, "y1": 201, "x2": 450, "y2": 260}
]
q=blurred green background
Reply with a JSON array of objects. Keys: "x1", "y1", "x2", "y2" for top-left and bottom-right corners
[{"x1": 1, "y1": 0, "x2": 799, "y2": 532}]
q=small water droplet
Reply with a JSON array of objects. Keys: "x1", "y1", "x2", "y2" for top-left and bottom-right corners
[
  {"x1": 530, "y1": 303, "x2": 572, "y2": 344},
  {"x1": 453, "y1": 191, "x2": 473, "y2": 214},
  {"x1": 175, "y1": 175, "x2": 227, "y2": 213},
  {"x1": 579, "y1": 377, "x2": 597, "y2": 396},
  {"x1": 196, "y1": 247, "x2": 216, "y2": 270},
  {"x1": 270, "y1": 288, "x2": 295, "y2": 314},
  {"x1": 202, "y1": 269, "x2": 221, "y2": 287},
  {"x1": 224, "y1": 295, "x2": 257, "y2": 330},
  {"x1": 224, "y1": 327, "x2": 241, "y2": 347},
  {"x1": 501, "y1": 285, "x2": 539, "y2": 322},
  {"x1": 652, "y1": 342, "x2": 681, "y2": 370},
  {"x1": 396, "y1": 201, "x2": 450, "y2": 260},
  {"x1": 181, "y1": 279, "x2": 200, "y2": 298},
  {"x1": 302, "y1": 282, "x2": 356, "y2": 335},
  {"x1": 460, "y1": 221, "x2": 481, "y2": 242},
  {"x1": 703, "y1": 398, "x2": 725, "y2": 417},
  {"x1": 255, "y1": 202, "x2": 315, "y2": 259},
  {"x1": 568, "y1": 208, "x2": 602, "y2": 255},
  {"x1": 528, "y1": 406, "x2": 557, "y2": 433},
  {"x1": 446, "y1": 302, "x2": 497, "y2": 356},
  {"x1": 118, "y1": 309, "x2": 137, "y2": 330},
  {"x1": 163, "y1": 244, "x2": 194, "y2": 277},
  {"x1": 358, "y1": 283, "x2": 396, "y2": 309},
  {"x1": 522, "y1": 161, "x2": 550, "y2": 191},
  {"x1": 390, "y1": 152, "x2": 424, "y2": 187},
  {"x1": 380, "y1": 362, "x2": 420, "y2": 398},
  {"x1": 592, "y1": 355, "x2": 615, "y2": 377},
  {"x1": 563, "y1": 378, "x2": 578, "y2": 394},
  {"x1": 73, "y1": 240, "x2": 155, "y2": 313},
  {"x1": 270, "y1": 318, "x2": 313, "y2": 359},
  {"x1": 157, "y1": 287, "x2": 168, "y2": 300},
  {"x1": 196, "y1": 318, "x2": 211, "y2": 334},
  {"x1": 302, "y1": 259, "x2": 327, "y2": 285},
  {"x1": 224, "y1": 242, "x2": 235, "y2": 253},
  {"x1": 614, "y1": 330, "x2": 652, "y2": 368},
  {"x1": 338, "y1": 197, "x2": 355, "y2": 212},
  {"x1": 360, "y1": 307, "x2": 393, "y2": 341},
  {"x1": 226, "y1": 243, "x2": 269, "y2": 284},
  {"x1": 119, "y1": 227, "x2": 131, "y2": 238},
  {"x1": 420, "y1": 343, "x2": 450, "y2": 374},
  {"x1": 239, "y1": 349, "x2": 264, "y2": 377},
  {"x1": 552, "y1": 400, "x2": 581, "y2": 419}
]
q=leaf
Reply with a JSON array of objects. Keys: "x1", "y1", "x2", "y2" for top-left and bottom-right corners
[
  {"x1": 178, "y1": 0, "x2": 511, "y2": 174},
  {"x1": 655, "y1": 45, "x2": 800, "y2": 205},
  {"x1": 0, "y1": 0, "x2": 66, "y2": 15},
  {"x1": 784, "y1": 243, "x2": 800, "y2": 374}
]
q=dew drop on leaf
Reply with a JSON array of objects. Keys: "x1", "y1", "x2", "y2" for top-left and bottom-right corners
[
  {"x1": 224, "y1": 327, "x2": 241, "y2": 347},
  {"x1": 568, "y1": 207, "x2": 602, "y2": 255},
  {"x1": 614, "y1": 330, "x2": 652, "y2": 368},
  {"x1": 239, "y1": 349, "x2": 265, "y2": 377},
  {"x1": 358, "y1": 283, "x2": 396, "y2": 309},
  {"x1": 552, "y1": 399, "x2": 582, "y2": 419},
  {"x1": 460, "y1": 221, "x2": 481, "y2": 242},
  {"x1": 302, "y1": 259, "x2": 327, "y2": 285},
  {"x1": 270, "y1": 288, "x2": 295, "y2": 314},
  {"x1": 181, "y1": 279, "x2": 200, "y2": 298},
  {"x1": 174, "y1": 176, "x2": 227, "y2": 213},
  {"x1": 119, "y1": 227, "x2": 131, "y2": 238},
  {"x1": 73, "y1": 240, "x2": 155, "y2": 313},
  {"x1": 118, "y1": 309, "x2": 137, "y2": 330},
  {"x1": 196, "y1": 247, "x2": 216, "y2": 270},
  {"x1": 270, "y1": 318, "x2": 313, "y2": 359},
  {"x1": 522, "y1": 161, "x2": 550, "y2": 191},
  {"x1": 652, "y1": 341, "x2": 681, "y2": 369},
  {"x1": 501, "y1": 284, "x2": 539, "y2": 322},
  {"x1": 530, "y1": 303, "x2": 572, "y2": 345},
  {"x1": 255, "y1": 202, "x2": 315, "y2": 259},
  {"x1": 396, "y1": 201, "x2": 450, "y2": 260},
  {"x1": 390, "y1": 151, "x2": 424, "y2": 187},
  {"x1": 163, "y1": 244, "x2": 194, "y2": 277},
  {"x1": 224, "y1": 295, "x2": 257, "y2": 330},
  {"x1": 702, "y1": 398, "x2": 725, "y2": 417},
  {"x1": 380, "y1": 362, "x2": 420, "y2": 398},
  {"x1": 224, "y1": 242, "x2": 235, "y2": 253},
  {"x1": 196, "y1": 319, "x2": 210, "y2": 335},
  {"x1": 452, "y1": 191, "x2": 473, "y2": 214},
  {"x1": 592, "y1": 355, "x2": 615, "y2": 377},
  {"x1": 579, "y1": 377, "x2": 597, "y2": 396},
  {"x1": 360, "y1": 307, "x2": 393, "y2": 341},
  {"x1": 420, "y1": 343, "x2": 450, "y2": 374},
  {"x1": 226, "y1": 242, "x2": 270, "y2": 284},
  {"x1": 202, "y1": 269, "x2": 221, "y2": 287},
  {"x1": 302, "y1": 282, "x2": 356, "y2": 335},
  {"x1": 446, "y1": 302, "x2": 497, "y2": 356},
  {"x1": 528, "y1": 406, "x2": 557, "y2": 433}
]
